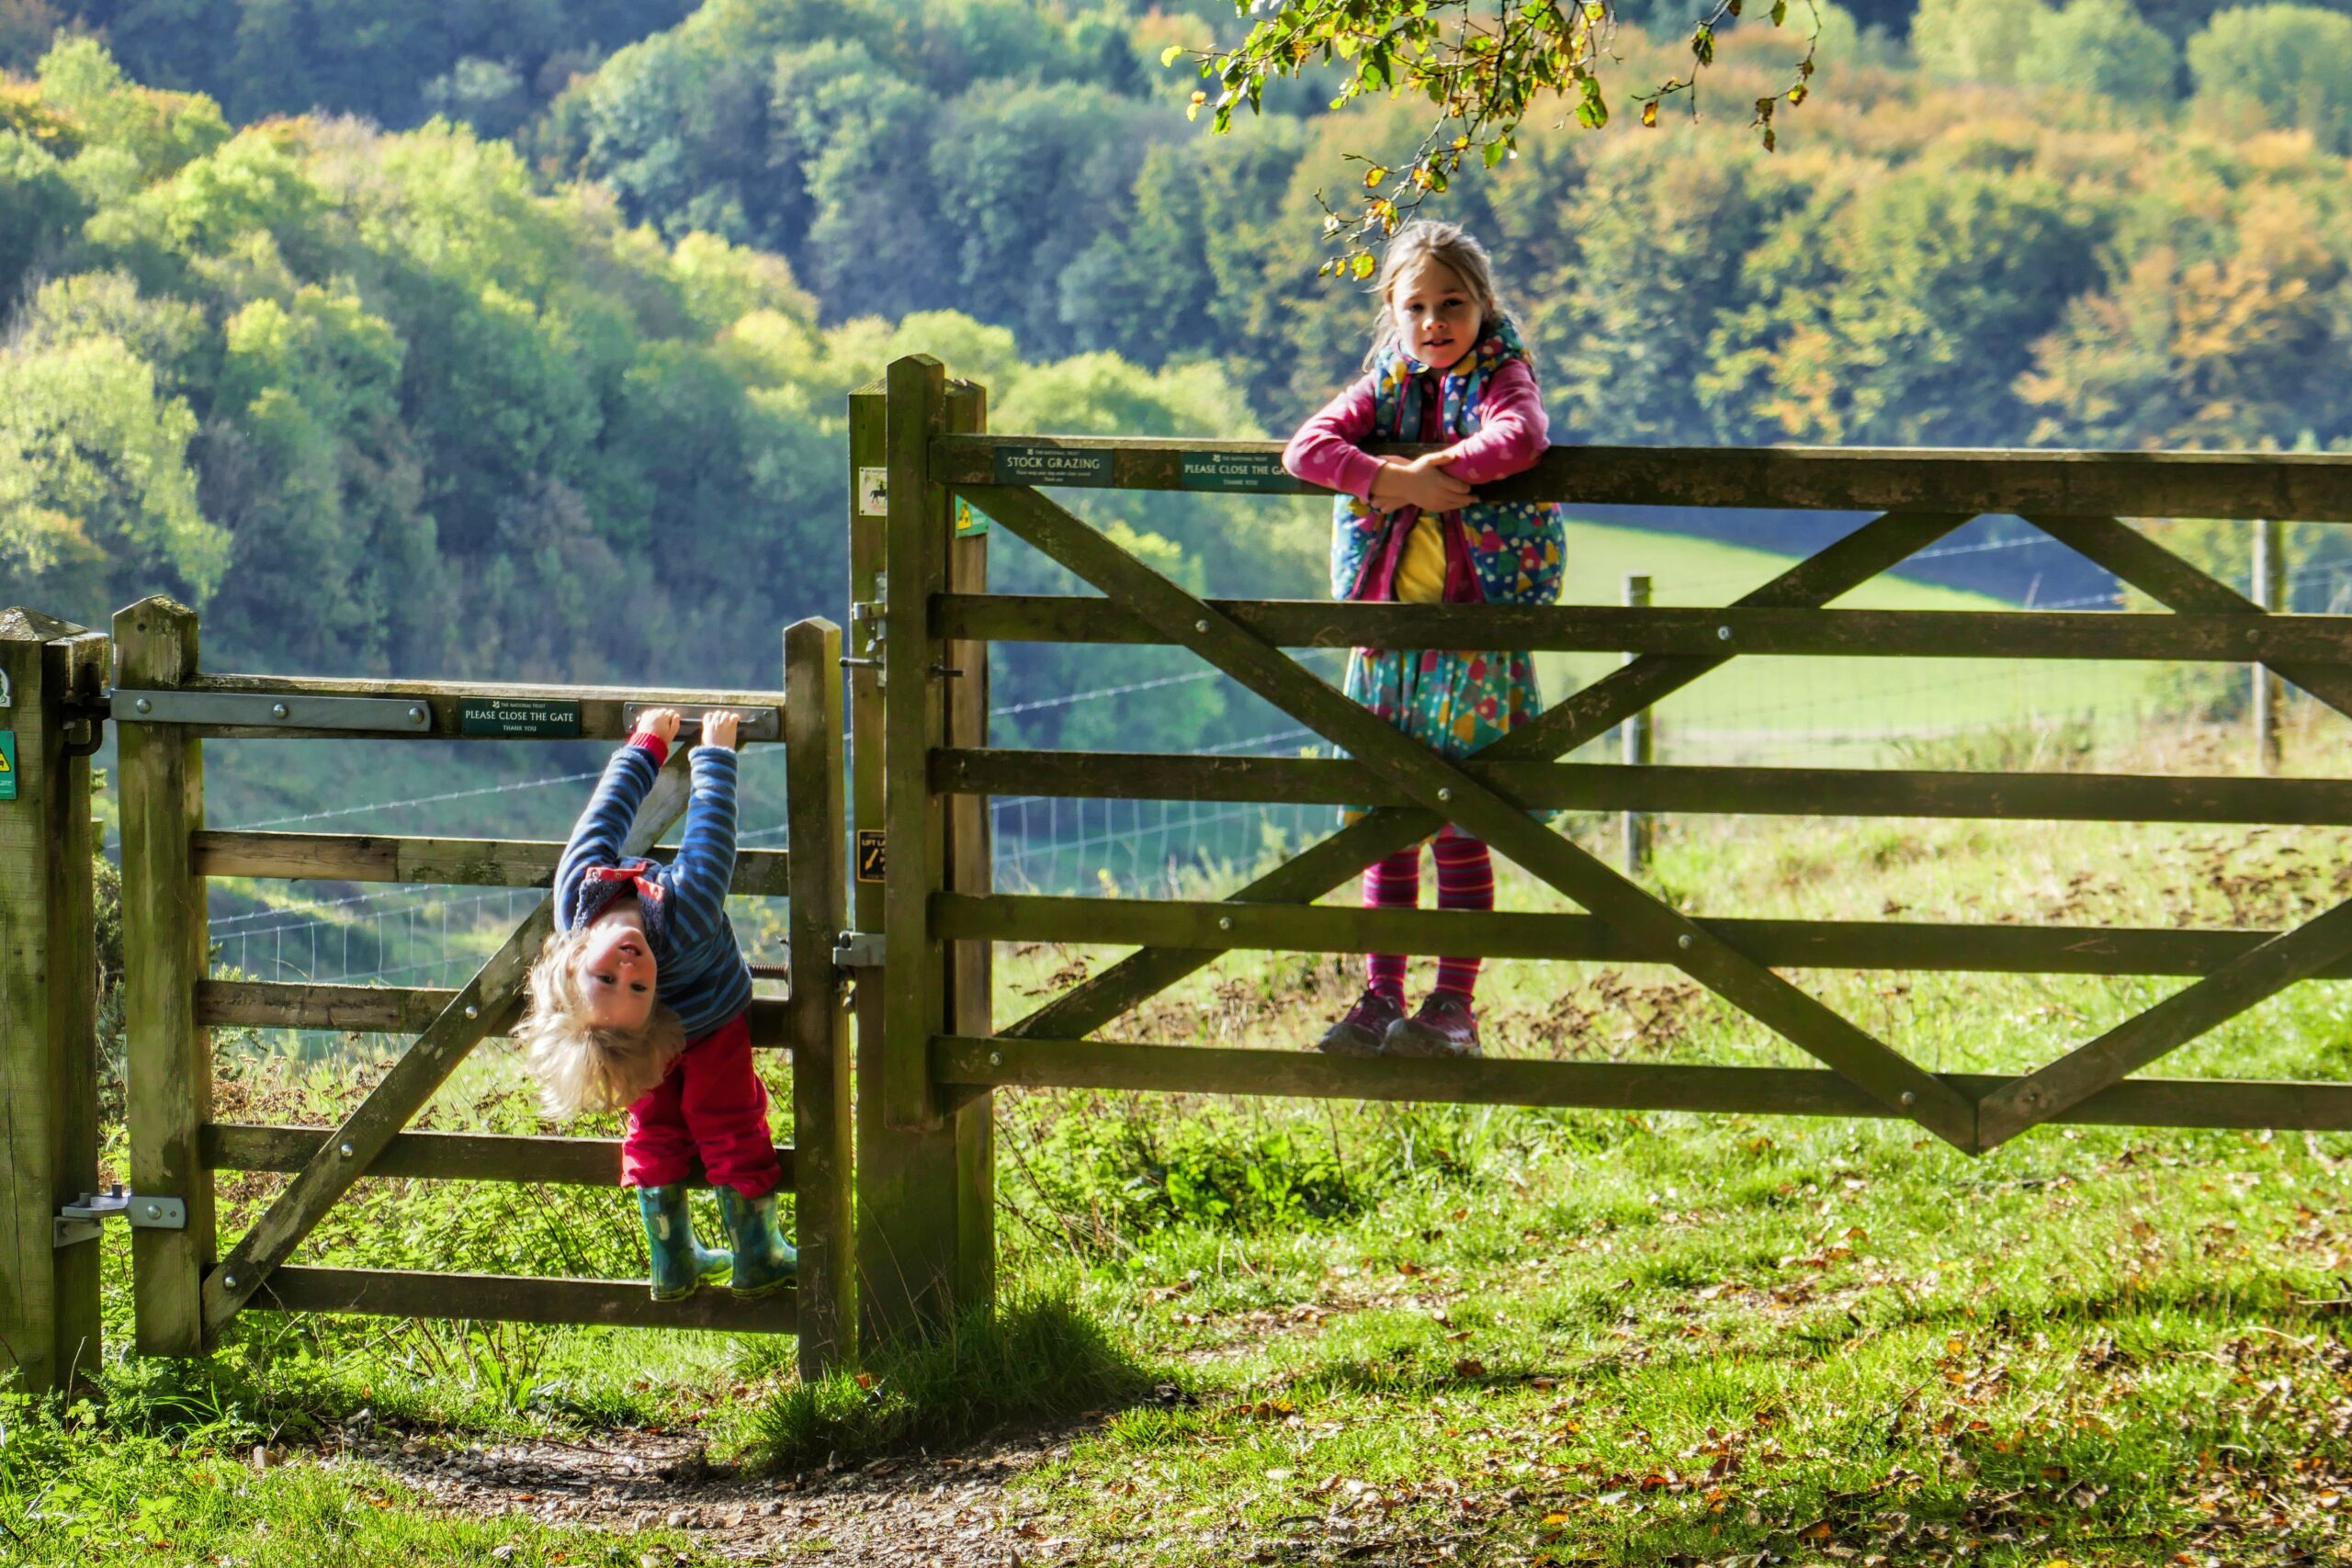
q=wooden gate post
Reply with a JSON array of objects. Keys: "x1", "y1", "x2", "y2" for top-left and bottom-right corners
[
  {"x1": 0, "y1": 607, "x2": 107, "y2": 1393},
  {"x1": 853, "y1": 359, "x2": 995, "y2": 1347},
  {"x1": 785, "y1": 616, "x2": 854, "y2": 1376},
  {"x1": 113, "y1": 597, "x2": 215, "y2": 1355}
]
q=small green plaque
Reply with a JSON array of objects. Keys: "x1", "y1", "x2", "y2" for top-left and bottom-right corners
[
  {"x1": 991, "y1": 445, "x2": 1114, "y2": 487},
  {"x1": 1179, "y1": 451, "x2": 1292, "y2": 492},
  {"x1": 459, "y1": 698, "x2": 582, "y2": 738},
  {"x1": 954, "y1": 498, "x2": 989, "y2": 537},
  {"x1": 0, "y1": 730, "x2": 15, "y2": 801}
]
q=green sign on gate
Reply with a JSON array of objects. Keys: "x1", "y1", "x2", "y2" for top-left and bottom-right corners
[{"x1": 0, "y1": 730, "x2": 15, "y2": 801}]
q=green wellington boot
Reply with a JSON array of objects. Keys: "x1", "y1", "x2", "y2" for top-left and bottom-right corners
[
  {"x1": 716, "y1": 1188, "x2": 799, "y2": 1298},
  {"x1": 637, "y1": 1183, "x2": 733, "y2": 1302}
]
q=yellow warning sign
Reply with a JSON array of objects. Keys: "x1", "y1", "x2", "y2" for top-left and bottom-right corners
[{"x1": 0, "y1": 730, "x2": 16, "y2": 802}]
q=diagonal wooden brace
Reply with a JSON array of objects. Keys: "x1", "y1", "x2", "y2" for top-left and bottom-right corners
[
  {"x1": 200, "y1": 750, "x2": 695, "y2": 1337},
  {"x1": 967, "y1": 485, "x2": 1978, "y2": 1149},
  {"x1": 1977, "y1": 895, "x2": 2352, "y2": 1148},
  {"x1": 2025, "y1": 513, "x2": 2352, "y2": 721},
  {"x1": 1002, "y1": 509, "x2": 1976, "y2": 1047}
]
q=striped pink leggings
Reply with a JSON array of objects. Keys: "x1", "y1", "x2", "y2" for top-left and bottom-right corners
[{"x1": 1363, "y1": 836, "x2": 1493, "y2": 1001}]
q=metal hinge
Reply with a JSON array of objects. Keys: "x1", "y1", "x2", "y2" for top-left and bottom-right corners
[
  {"x1": 831, "y1": 931, "x2": 887, "y2": 968},
  {"x1": 54, "y1": 1186, "x2": 187, "y2": 1249}
]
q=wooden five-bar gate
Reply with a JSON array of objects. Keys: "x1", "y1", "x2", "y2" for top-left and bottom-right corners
[{"x1": 11, "y1": 351, "x2": 2352, "y2": 1393}]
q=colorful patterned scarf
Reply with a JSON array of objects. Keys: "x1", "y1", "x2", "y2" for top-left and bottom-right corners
[{"x1": 1329, "y1": 315, "x2": 1567, "y2": 607}]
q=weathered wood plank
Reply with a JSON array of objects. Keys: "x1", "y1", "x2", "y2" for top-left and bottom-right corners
[
  {"x1": 201, "y1": 1123, "x2": 792, "y2": 1189},
  {"x1": 933, "y1": 434, "x2": 2352, "y2": 521},
  {"x1": 944, "y1": 468, "x2": 996, "y2": 1314},
  {"x1": 201, "y1": 752, "x2": 696, "y2": 1337},
  {"x1": 157, "y1": 674, "x2": 786, "y2": 741},
  {"x1": 973, "y1": 483, "x2": 1978, "y2": 1148},
  {"x1": 932, "y1": 1037, "x2": 2352, "y2": 1131},
  {"x1": 0, "y1": 610, "x2": 104, "y2": 1392},
  {"x1": 197, "y1": 979, "x2": 792, "y2": 1039},
  {"x1": 193, "y1": 830, "x2": 791, "y2": 895},
  {"x1": 934, "y1": 893, "x2": 2352, "y2": 977},
  {"x1": 1001, "y1": 511, "x2": 1975, "y2": 1044},
  {"x1": 784, "y1": 616, "x2": 854, "y2": 1376},
  {"x1": 253, "y1": 1266, "x2": 797, "y2": 1332},
  {"x1": 939, "y1": 593, "x2": 2352, "y2": 664},
  {"x1": 113, "y1": 597, "x2": 218, "y2": 1358},
  {"x1": 934, "y1": 750, "x2": 2352, "y2": 826},
  {"x1": 1976, "y1": 896, "x2": 2352, "y2": 1148}
]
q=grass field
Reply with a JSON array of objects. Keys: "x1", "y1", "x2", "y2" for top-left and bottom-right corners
[{"x1": 14, "y1": 712, "x2": 2352, "y2": 1565}]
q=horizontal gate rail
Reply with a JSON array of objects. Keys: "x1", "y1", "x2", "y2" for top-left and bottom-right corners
[
  {"x1": 198, "y1": 980, "x2": 795, "y2": 1037},
  {"x1": 202, "y1": 1123, "x2": 793, "y2": 1189},
  {"x1": 254, "y1": 1267, "x2": 797, "y2": 1332},
  {"x1": 931, "y1": 1039, "x2": 2352, "y2": 1133},
  {"x1": 195, "y1": 829, "x2": 791, "y2": 894},
  {"x1": 119, "y1": 671, "x2": 786, "y2": 741},
  {"x1": 932, "y1": 894, "x2": 2352, "y2": 978},
  {"x1": 935, "y1": 749, "x2": 2352, "y2": 825},
  {"x1": 941, "y1": 595, "x2": 2352, "y2": 661},
  {"x1": 931, "y1": 433, "x2": 2352, "y2": 519}
]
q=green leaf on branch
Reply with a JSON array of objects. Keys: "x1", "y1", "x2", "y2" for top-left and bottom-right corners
[{"x1": 1160, "y1": 45, "x2": 1185, "y2": 67}]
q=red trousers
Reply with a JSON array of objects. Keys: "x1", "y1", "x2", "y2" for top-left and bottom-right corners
[{"x1": 620, "y1": 1012, "x2": 782, "y2": 1198}]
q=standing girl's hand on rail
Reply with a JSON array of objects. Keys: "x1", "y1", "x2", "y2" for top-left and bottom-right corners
[
  {"x1": 1370, "y1": 451, "x2": 1476, "y2": 514},
  {"x1": 699, "y1": 710, "x2": 742, "y2": 751}
]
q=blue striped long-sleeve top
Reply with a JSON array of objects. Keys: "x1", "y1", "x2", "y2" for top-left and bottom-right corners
[{"x1": 553, "y1": 738, "x2": 753, "y2": 1041}]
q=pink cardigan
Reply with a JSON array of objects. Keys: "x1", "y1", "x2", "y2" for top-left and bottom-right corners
[{"x1": 1281, "y1": 357, "x2": 1551, "y2": 500}]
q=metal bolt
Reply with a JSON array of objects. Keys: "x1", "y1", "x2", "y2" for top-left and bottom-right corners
[
  {"x1": 339, "y1": 1142, "x2": 354, "y2": 1159},
  {"x1": 1677, "y1": 933, "x2": 1693, "y2": 950},
  {"x1": 464, "y1": 1003, "x2": 480, "y2": 1020},
  {"x1": 989, "y1": 1050, "x2": 1003, "y2": 1068},
  {"x1": 271, "y1": 702, "x2": 289, "y2": 719},
  {"x1": 1716, "y1": 626, "x2": 1733, "y2": 641},
  {"x1": 408, "y1": 705, "x2": 426, "y2": 725},
  {"x1": 223, "y1": 1274, "x2": 237, "y2": 1289},
  {"x1": 1194, "y1": 618, "x2": 1210, "y2": 634},
  {"x1": 1436, "y1": 787, "x2": 1452, "y2": 802},
  {"x1": 143, "y1": 1202, "x2": 162, "y2": 1220},
  {"x1": 1218, "y1": 915, "x2": 1233, "y2": 931},
  {"x1": 1899, "y1": 1090, "x2": 1917, "y2": 1108},
  {"x1": 134, "y1": 696, "x2": 153, "y2": 714}
]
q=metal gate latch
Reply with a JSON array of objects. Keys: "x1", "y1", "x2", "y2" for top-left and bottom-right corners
[
  {"x1": 53, "y1": 1186, "x2": 187, "y2": 1249},
  {"x1": 832, "y1": 931, "x2": 887, "y2": 968}
]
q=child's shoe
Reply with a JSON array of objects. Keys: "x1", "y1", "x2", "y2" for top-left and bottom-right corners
[
  {"x1": 1318, "y1": 987, "x2": 1404, "y2": 1055},
  {"x1": 1384, "y1": 993, "x2": 1481, "y2": 1058},
  {"x1": 637, "y1": 1183, "x2": 732, "y2": 1302},
  {"x1": 717, "y1": 1187, "x2": 799, "y2": 1298}
]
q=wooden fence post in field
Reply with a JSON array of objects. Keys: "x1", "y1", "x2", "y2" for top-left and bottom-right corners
[
  {"x1": 0, "y1": 607, "x2": 107, "y2": 1393},
  {"x1": 2254, "y1": 518, "x2": 2284, "y2": 774},
  {"x1": 113, "y1": 597, "x2": 216, "y2": 1356},
  {"x1": 1621, "y1": 574, "x2": 1655, "y2": 877},
  {"x1": 785, "y1": 615, "x2": 854, "y2": 1376}
]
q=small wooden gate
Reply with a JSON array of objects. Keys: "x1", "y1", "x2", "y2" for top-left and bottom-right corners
[
  {"x1": 100, "y1": 602, "x2": 854, "y2": 1378},
  {"x1": 867, "y1": 352, "x2": 2352, "y2": 1318}
]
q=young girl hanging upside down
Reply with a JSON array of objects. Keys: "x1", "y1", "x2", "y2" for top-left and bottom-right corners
[
  {"x1": 515, "y1": 706, "x2": 797, "y2": 1301},
  {"x1": 1283, "y1": 220, "x2": 1568, "y2": 1060}
]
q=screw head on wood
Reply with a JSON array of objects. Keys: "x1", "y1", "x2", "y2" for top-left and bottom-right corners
[
  {"x1": 464, "y1": 1003, "x2": 480, "y2": 1020},
  {"x1": 271, "y1": 702, "x2": 289, "y2": 718},
  {"x1": 1677, "y1": 933, "x2": 1693, "y2": 950},
  {"x1": 339, "y1": 1142, "x2": 354, "y2": 1159},
  {"x1": 1193, "y1": 618, "x2": 1209, "y2": 634},
  {"x1": 1900, "y1": 1090, "x2": 1917, "y2": 1108},
  {"x1": 1218, "y1": 915, "x2": 1233, "y2": 931},
  {"x1": 989, "y1": 1050, "x2": 1003, "y2": 1067},
  {"x1": 223, "y1": 1274, "x2": 237, "y2": 1288},
  {"x1": 1716, "y1": 626, "x2": 1733, "y2": 641}
]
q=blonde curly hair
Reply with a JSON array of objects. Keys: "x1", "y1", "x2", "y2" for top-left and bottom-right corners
[{"x1": 514, "y1": 925, "x2": 685, "y2": 1118}]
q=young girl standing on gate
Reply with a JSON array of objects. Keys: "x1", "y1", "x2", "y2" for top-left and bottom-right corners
[
  {"x1": 1283, "y1": 220, "x2": 1566, "y2": 1059},
  {"x1": 515, "y1": 707, "x2": 797, "y2": 1301}
]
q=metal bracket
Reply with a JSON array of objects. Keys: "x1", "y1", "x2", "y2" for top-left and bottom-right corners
[
  {"x1": 115, "y1": 689, "x2": 433, "y2": 732},
  {"x1": 62, "y1": 695, "x2": 107, "y2": 759},
  {"x1": 53, "y1": 1186, "x2": 187, "y2": 1248},
  {"x1": 620, "y1": 704, "x2": 782, "y2": 743},
  {"x1": 831, "y1": 931, "x2": 887, "y2": 969}
]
